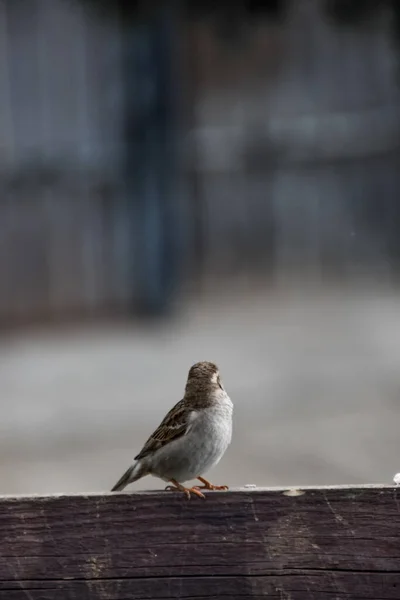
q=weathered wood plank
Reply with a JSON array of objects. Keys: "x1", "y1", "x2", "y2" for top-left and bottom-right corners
[
  {"x1": 0, "y1": 574, "x2": 399, "y2": 600},
  {"x1": 0, "y1": 486, "x2": 399, "y2": 599}
]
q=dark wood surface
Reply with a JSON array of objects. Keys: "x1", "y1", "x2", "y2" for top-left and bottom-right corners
[{"x1": 0, "y1": 485, "x2": 399, "y2": 599}]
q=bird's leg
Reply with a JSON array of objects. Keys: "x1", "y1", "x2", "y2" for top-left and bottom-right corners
[
  {"x1": 165, "y1": 479, "x2": 205, "y2": 499},
  {"x1": 194, "y1": 476, "x2": 229, "y2": 491}
]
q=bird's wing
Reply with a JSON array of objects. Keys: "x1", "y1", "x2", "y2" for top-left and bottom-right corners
[{"x1": 135, "y1": 399, "x2": 197, "y2": 461}]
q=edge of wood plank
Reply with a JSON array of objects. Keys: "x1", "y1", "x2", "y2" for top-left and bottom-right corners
[{"x1": 0, "y1": 483, "x2": 397, "y2": 501}]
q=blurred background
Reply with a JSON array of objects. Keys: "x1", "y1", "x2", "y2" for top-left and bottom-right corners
[{"x1": 1, "y1": 0, "x2": 400, "y2": 495}]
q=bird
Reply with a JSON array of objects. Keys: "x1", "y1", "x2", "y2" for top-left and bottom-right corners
[{"x1": 111, "y1": 361, "x2": 233, "y2": 499}]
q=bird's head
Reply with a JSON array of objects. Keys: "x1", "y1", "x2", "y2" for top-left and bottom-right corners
[{"x1": 185, "y1": 361, "x2": 224, "y2": 400}]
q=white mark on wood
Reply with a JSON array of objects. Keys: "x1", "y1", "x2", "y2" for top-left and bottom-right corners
[
  {"x1": 283, "y1": 489, "x2": 305, "y2": 497},
  {"x1": 324, "y1": 491, "x2": 348, "y2": 527},
  {"x1": 248, "y1": 496, "x2": 259, "y2": 522},
  {"x1": 11, "y1": 558, "x2": 35, "y2": 600}
]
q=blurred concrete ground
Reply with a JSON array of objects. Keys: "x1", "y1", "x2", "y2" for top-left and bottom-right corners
[{"x1": 1, "y1": 284, "x2": 400, "y2": 495}]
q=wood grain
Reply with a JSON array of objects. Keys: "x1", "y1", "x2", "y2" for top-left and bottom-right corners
[{"x1": 0, "y1": 486, "x2": 399, "y2": 599}]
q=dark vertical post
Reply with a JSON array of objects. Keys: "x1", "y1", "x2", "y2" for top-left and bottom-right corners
[{"x1": 124, "y1": 2, "x2": 181, "y2": 315}]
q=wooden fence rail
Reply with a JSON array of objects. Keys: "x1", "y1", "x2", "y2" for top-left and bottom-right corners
[{"x1": 0, "y1": 485, "x2": 398, "y2": 599}]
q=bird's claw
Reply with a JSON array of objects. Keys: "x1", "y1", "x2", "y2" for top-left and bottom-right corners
[
  {"x1": 195, "y1": 476, "x2": 229, "y2": 491},
  {"x1": 165, "y1": 483, "x2": 205, "y2": 499}
]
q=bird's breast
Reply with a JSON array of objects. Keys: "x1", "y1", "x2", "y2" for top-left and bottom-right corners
[
  {"x1": 148, "y1": 398, "x2": 232, "y2": 482},
  {"x1": 189, "y1": 403, "x2": 232, "y2": 463}
]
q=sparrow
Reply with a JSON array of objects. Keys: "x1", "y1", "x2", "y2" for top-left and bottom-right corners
[{"x1": 111, "y1": 361, "x2": 233, "y2": 499}]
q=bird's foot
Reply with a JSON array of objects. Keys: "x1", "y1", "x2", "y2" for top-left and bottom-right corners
[
  {"x1": 195, "y1": 476, "x2": 229, "y2": 491},
  {"x1": 165, "y1": 480, "x2": 205, "y2": 499}
]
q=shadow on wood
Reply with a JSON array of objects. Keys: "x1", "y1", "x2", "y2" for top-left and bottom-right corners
[{"x1": 0, "y1": 485, "x2": 399, "y2": 599}]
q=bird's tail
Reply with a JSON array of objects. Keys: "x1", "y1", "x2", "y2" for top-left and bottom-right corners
[{"x1": 111, "y1": 461, "x2": 146, "y2": 492}]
